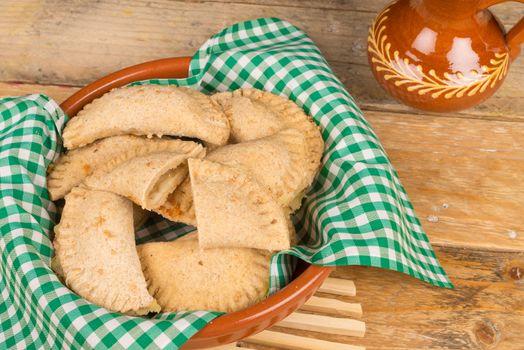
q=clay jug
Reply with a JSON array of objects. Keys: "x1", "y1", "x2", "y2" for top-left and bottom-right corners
[{"x1": 367, "y1": 0, "x2": 524, "y2": 112}]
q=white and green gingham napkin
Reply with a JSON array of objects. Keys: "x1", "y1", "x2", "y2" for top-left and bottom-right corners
[{"x1": 0, "y1": 18, "x2": 452, "y2": 350}]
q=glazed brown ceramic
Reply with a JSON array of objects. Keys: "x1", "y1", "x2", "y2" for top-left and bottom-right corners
[
  {"x1": 59, "y1": 57, "x2": 335, "y2": 349},
  {"x1": 367, "y1": 0, "x2": 524, "y2": 112}
]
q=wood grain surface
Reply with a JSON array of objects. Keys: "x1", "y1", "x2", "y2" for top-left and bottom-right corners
[
  {"x1": 328, "y1": 247, "x2": 524, "y2": 350},
  {"x1": 0, "y1": 0, "x2": 523, "y2": 349},
  {"x1": 0, "y1": 0, "x2": 522, "y2": 119},
  {"x1": 239, "y1": 246, "x2": 524, "y2": 349},
  {"x1": 367, "y1": 111, "x2": 524, "y2": 252}
]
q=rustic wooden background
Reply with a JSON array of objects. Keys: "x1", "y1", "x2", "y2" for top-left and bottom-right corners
[{"x1": 1, "y1": 1, "x2": 523, "y2": 349}]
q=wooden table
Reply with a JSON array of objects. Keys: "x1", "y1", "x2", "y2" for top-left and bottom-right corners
[{"x1": 1, "y1": 1, "x2": 523, "y2": 349}]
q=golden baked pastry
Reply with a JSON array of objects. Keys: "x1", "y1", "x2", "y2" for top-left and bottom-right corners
[
  {"x1": 62, "y1": 85, "x2": 230, "y2": 149},
  {"x1": 137, "y1": 232, "x2": 271, "y2": 312},
  {"x1": 84, "y1": 146, "x2": 204, "y2": 210},
  {"x1": 156, "y1": 128, "x2": 321, "y2": 225},
  {"x1": 211, "y1": 89, "x2": 323, "y2": 159},
  {"x1": 48, "y1": 87, "x2": 325, "y2": 315},
  {"x1": 155, "y1": 177, "x2": 196, "y2": 226},
  {"x1": 47, "y1": 135, "x2": 203, "y2": 200},
  {"x1": 53, "y1": 187, "x2": 159, "y2": 315},
  {"x1": 189, "y1": 158, "x2": 290, "y2": 250}
]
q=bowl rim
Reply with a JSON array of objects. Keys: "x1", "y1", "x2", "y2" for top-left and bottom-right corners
[{"x1": 59, "y1": 56, "x2": 334, "y2": 345}]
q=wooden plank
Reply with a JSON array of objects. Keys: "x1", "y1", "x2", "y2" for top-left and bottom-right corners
[
  {"x1": 366, "y1": 110, "x2": 524, "y2": 251},
  {"x1": 207, "y1": 0, "x2": 524, "y2": 24},
  {"x1": 0, "y1": 0, "x2": 522, "y2": 118},
  {"x1": 0, "y1": 82, "x2": 79, "y2": 103},
  {"x1": 301, "y1": 296, "x2": 363, "y2": 317},
  {"x1": 318, "y1": 278, "x2": 357, "y2": 296},
  {"x1": 206, "y1": 0, "x2": 383, "y2": 12},
  {"x1": 329, "y1": 247, "x2": 524, "y2": 349},
  {"x1": 245, "y1": 330, "x2": 365, "y2": 350},
  {"x1": 278, "y1": 312, "x2": 366, "y2": 337},
  {"x1": 0, "y1": 0, "x2": 369, "y2": 83}
]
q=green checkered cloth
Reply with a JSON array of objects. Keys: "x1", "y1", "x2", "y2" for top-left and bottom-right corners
[{"x1": 0, "y1": 18, "x2": 452, "y2": 350}]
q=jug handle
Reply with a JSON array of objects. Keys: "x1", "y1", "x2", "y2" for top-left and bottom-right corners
[{"x1": 478, "y1": 0, "x2": 524, "y2": 60}]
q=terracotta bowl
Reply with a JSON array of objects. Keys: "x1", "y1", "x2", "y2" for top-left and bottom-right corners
[{"x1": 60, "y1": 57, "x2": 335, "y2": 349}]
